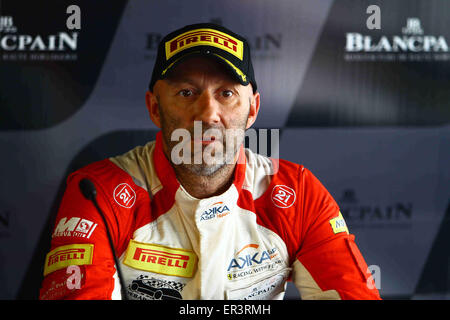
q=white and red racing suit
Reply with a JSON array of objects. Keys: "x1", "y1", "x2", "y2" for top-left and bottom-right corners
[{"x1": 39, "y1": 132, "x2": 381, "y2": 300}]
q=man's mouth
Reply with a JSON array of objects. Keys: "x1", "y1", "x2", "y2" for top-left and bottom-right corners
[{"x1": 194, "y1": 135, "x2": 218, "y2": 145}]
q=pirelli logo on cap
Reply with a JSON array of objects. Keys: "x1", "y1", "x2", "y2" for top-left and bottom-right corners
[
  {"x1": 165, "y1": 28, "x2": 244, "y2": 61},
  {"x1": 43, "y1": 244, "x2": 94, "y2": 276},
  {"x1": 123, "y1": 240, "x2": 197, "y2": 278},
  {"x1": 329, "y1": 211, "x2": 349, "y2": 235}
]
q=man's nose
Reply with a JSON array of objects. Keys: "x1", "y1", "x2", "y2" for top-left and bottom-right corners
[{"x1": 193, "y1": 92, "x2": 221, "y2": 125}]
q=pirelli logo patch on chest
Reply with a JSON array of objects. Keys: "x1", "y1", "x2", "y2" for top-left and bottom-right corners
[
  {"x1": 123, "y1": 240, "x2": 197, "y2": 278},
  {"x1": 44, "y1": 244, "x2": 94, "y2": 276}
]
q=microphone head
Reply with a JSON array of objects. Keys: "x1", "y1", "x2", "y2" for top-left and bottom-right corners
[{"x1": 79, "y1": 178, "x2": 97, "y2": 200}]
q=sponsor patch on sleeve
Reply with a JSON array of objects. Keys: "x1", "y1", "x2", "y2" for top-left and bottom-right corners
[
  {"x1": 329, "y1": 211, "x2": 349, "y2": 235},
  {"x1": 52, "y1": 217, "x2": 97, "y2": 239},
  {"x1": 123, "y1": 240, "x2": 197, "y2": 278},
  {"x1": 43, "y1": 244, "x2": 94, "y2": 276}
]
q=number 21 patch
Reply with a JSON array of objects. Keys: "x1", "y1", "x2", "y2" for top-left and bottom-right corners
[
  {"x1": 271, "y1": 185, "x2": 296, "y2": 208},
  {"x1": 113, "y1": 183, "x2": 136, "y2": 208}
]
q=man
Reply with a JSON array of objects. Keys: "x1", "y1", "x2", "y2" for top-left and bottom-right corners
[{"x1": 39, "y1": 23, "x2": 381, "y2": 300}]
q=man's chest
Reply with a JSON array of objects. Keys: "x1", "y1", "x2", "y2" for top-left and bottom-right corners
[{"x1": 118, "y1": 198, "x2": 291, "y2": 300}]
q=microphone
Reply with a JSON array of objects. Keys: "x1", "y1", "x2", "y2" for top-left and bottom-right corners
[{"x1": 79, "y1": 178, "x2": 129, "y2": 300}]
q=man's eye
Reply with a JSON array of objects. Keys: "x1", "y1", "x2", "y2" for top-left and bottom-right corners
[
  {"x1": 222, "y1": 90, "x2": 234, "y2": 98},
  {"x1": 178, "y1": 89, "x2": 193, "y2": 97}
]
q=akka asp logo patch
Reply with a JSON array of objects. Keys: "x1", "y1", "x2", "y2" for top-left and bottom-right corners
[
  {"x1": 226, "y1": 243, "x2": 284, "y2": 281},
  {"x1": 200, "y1": 201, "x2": 231, "y2": 221}
]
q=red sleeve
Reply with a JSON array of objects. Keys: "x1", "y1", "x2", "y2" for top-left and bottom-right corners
[
  {"x1": 294, "y1": 168, "x2": 381, "y2": 300},
  {"x1": 39, "y1": 160, "x2": 136, "y2": 300}
]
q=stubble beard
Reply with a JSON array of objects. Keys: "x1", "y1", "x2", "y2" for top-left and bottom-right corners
[{"x1": 159, "y1": 106, "x2": 249, "y2": 177}]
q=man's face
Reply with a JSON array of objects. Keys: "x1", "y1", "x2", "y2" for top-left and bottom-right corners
[{"x1": 146, "y1": 56, "x2": 260, "y2": 176}]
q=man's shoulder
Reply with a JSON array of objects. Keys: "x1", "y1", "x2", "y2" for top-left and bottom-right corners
[
  {"x1": 68, "y1": 141, "x2": 157, "y2": 192},
  {"x1": 245, "y1": 148, "x2": 304, "y2": 177},
  {"x1": 243, "y1": 148, "x2": 305, "y2": 200}
]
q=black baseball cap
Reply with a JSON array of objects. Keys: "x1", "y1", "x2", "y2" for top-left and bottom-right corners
[{"x1": 148, "y1": 23, "x2": 257, "y2": 92}]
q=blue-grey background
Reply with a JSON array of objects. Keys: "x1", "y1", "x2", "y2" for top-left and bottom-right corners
[{"x1": 0, "y1": 0, "x2": 449, "y2": 299}]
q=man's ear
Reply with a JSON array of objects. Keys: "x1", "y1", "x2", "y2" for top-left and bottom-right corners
[
  {"x1": 246, "y1": 91, "x2": 260, "y2": 129},
  {"x1": 146, "y1": 90, "x2": 161, "y2": 128}
]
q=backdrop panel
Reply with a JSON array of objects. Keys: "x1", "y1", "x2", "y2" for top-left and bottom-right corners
[{"x1": 0, "y1": 0, "x2": 448, "y2": 300}]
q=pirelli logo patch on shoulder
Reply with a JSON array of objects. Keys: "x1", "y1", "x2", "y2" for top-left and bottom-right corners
[
  {"x1": 329, "y1": 211, "x2": 349, "y2": 235},
  {"x1": 123, "y1": 240, "x2": 197, "y2": 278},
  {"x1": 44, "y1": 244, "x2": 94, "y2": 276}
]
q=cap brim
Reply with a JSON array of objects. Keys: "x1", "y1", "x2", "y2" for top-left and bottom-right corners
[{"x1": 160, "y1": 51, "x2": 250, "y2": 87}]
